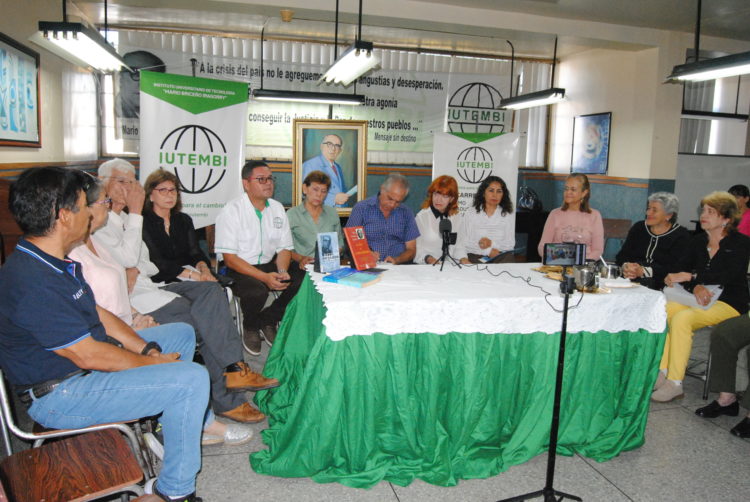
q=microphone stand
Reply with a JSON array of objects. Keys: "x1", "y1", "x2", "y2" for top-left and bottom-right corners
[
  {"x1": 498, "y1": 273, "x2": 581, "y2": 502},
  {"x1": 434, "y1": 230, "x2": 461, "y2": 272}
]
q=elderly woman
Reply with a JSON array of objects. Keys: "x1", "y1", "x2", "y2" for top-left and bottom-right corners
[
  {"x1": 694, "y1": 315, "x2": 750, "y2": 438},
  {"x1": 463, "y1": 175, "x2": 515, "y2": 263},
  {"x1": 653, "y1": 191, "x2": 750, "y2": 402},
  {"x1": 538, "y1": 173, "x2": 604, "y2": 260},
  {"x1": 415, "y1": 175, "x2": 469, "y2": 265},
  {"x1": 616, "y1": 192, "x2": 690, "y2": 290},
  {"x1": 286, "y1": 170, "x2": 343, "y2": 267},
  {"x1": 728, "y1": 184, "x2": 750, "y2": 237},
  {"x1": 69, "y1": 179, "x2": 253, "y2": 446},
  {"x1": 141, "y1": 170, "x2": 215, "y2": 283}
]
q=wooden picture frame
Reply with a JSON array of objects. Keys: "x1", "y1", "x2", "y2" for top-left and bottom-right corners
[
  {"x1": 571, "y1": 112, "x2": 611, "y2": 175},
  {"x1": 0, "y1": 32, "x2": 41, "y2": 147},
  {"x1": 293, "y1": 119, "x2": 367, "y2": 216}
]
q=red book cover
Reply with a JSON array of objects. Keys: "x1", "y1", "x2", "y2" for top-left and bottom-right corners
[{"x1": 344, "y1": 226, "x2": 377, "y2": 270}]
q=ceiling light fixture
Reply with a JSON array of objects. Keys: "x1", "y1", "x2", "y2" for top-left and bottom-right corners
[
  {"x1": 667, "y1": 0, "x2": 750, "y2": 82},
  {"x1": 499, "y1": 36, "x2": 565, "y2": 110},
  {"x1": 250, "y1": 22, "x2": 364, "y2": 106},
  {"x1": 320, "y1": 0, "x2": 380, "y2": 87},
  {"x1": 30, "y1": 1, "x2": 130, "y2": 72}
]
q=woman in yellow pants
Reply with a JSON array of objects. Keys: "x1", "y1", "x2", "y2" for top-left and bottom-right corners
[{"x1": 653, "y1": 191, "x2": 750, "y2": 402}]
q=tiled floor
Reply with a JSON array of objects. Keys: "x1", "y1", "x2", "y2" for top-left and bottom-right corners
[
  {"x1": 3, "y1": 341, "x2": 748, "y2": 501},
  {"x1": 195, "y1": 342, "x2": 750, "y2": 502}
]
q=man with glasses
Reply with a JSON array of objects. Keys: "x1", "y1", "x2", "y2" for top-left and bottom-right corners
[
  {"x1": 302, "y1": 134, "x2": 350, "y2": 207},
  {"x1": 346, "y1": 173, "x2": 420, "y2": 265},
  {"x1": 215, "y1": 160, "x2": 304, "y2": 355}
]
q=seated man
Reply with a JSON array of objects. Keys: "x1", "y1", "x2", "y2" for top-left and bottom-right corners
[
  {"x1": 215, "y1": 160, "x2": 305, "y2": 355},
  {"x1": 345, "y1": 173, "x2": 420, "y2": 264},
  {"x1": 96, "y1": 158, "x2": 277, "y2": 424},
  {"x1": 0, "y1": 167, "x2": 217, "y2": 502}
]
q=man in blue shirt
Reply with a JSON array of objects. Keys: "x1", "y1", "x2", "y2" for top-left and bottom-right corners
[
  {"x1": 301, "y1": 134, "x2": 350, "y2": 207},
  {"x1": 0, "y1": 167, "x2": 214, "y2": 502},
  {"x1": 346, "y1": 173, "x2": 420, "y2": 264}
]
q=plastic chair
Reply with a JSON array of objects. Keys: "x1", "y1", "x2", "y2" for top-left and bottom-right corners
[{"x1": 0, "y1": 369, "x2": 156, "y2": 481}]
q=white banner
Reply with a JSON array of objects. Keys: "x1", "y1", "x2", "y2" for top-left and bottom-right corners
[
  {"x1": 432, "y1": 132, "x2": 520, "y2": 216},
  {"x1": 115, "y1": 39, "x2": 512, "y2": 157},
  {"x1": 139, "y1": 71, "x2": 247, "y2": 228}
]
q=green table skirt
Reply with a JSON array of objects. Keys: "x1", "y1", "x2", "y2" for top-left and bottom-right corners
[{"x1": 251, "y1": 276, "x2": 666, "y2": 489}]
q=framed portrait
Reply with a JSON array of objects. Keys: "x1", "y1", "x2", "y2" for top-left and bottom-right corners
[
  {"x1": 571, "y1": 112, "x2": 611, "y2": 175},
  {"x1": 293, "y1": 119, "x2": 367, "y2": 216},
  {"x1": 0, "y1": 33, "x2": 41, "y2": 147}
]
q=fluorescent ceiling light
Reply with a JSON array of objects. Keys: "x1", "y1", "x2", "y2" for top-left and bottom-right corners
[
  {"x1": 31, "y1": 21, "x2": 130, "y2": 72},
  {"x1": 667, "y1": 51, "x2": 750, "y2": 82},
  {"x1": 681, "y1": 110, "x2": 749, "y2": 121},
  {"x1": 499, "y1": 88, "x2": 566, "y2": 110},
  {"x1": 320, "y1": 41, "x2": 380, "y2": 87},
  {"x1": 252, "y1": 89, "x2": 365, "y2": 106}
]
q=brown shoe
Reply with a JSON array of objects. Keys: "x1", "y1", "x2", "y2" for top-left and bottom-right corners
[
  {"x1": 217, "y1": 402, "x2": 266, "y2": 423},
  {"x1": 224, "y1": 362, "x2": 280, "y2": 392}
]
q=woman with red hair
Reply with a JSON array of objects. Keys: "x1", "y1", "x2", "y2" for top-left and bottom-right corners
[{"x1": 415, "y1": 175, "x2": 469, "y2": 265}]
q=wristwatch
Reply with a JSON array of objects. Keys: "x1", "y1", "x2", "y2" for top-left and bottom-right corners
[{"x1": 141, "y1": 341, "x2": 162, "y2": 355}]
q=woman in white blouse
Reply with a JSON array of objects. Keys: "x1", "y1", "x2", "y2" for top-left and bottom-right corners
[
  {"x1": 463, "y1": 175, "x2": 515, "y2": 263},
  {"x1": 415, "y1": 175, "x2": 469, "y2": 265}
]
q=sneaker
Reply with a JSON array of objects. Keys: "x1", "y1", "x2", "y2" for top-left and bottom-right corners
[
  {"x1": 261, "y1": 324, "x2": 277, "y2": 347},
  {"x1": 242, "y1": 328, "x2": 262, "y2": 356},
  {"x1": 202, "y1": 423, "x2": 253, "y2": 446},
  {"x1": 650, "y1": 379, "x2": 684, "y2": 402},
  {"x1": 145, "y1": 478, "x2": 203, "y2": 502},
  {"x1": 224, "y1": 361, "x2": 280, "y2": 391}
]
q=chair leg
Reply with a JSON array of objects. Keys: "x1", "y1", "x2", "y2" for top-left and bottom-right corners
[
  {"x1": 0, "y1": 412, "x2": 12, "y2": 456},
  {"x1": 702, "y1": 351, "x2": 712, "y2": 401}
]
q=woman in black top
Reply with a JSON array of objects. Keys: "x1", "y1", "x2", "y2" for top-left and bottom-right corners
[
  {"x1": 616, "y1": 192, "x2": 690, "y2": 290},
  {"x1": 652, "y1": 191, "x2": 750, "y2": 403},
  {"x1": 142, "y1": 170, "x2": 216, "y2": 284}
]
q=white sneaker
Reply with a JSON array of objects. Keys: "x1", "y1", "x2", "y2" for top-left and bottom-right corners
[{"x1": 201, "y1": 423, "x2": 253, "y2": 446}]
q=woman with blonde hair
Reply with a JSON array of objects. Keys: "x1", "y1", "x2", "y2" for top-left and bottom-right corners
[
  {"x1": 653, "y1": 191, "x2": 750, "y2": 402},
  {"x1": 538, "y1": 173, "x2": 604, "y2": 260},
  {"x1": 415, "y1": 175, "x2": 468, "y2": 264}
]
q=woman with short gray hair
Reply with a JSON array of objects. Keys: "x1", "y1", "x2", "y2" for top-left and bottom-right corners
[{"x1": 615, "y1": 192, "x2": 690, "y2": 290}]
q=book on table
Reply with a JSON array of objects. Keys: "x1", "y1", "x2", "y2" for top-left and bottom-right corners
[
  {"x1": 314, "y1": 231, "x2": 341, "y2": 273},
  {"x1": 343, "y1": 226, "x2": 377, "y2": 270},
  {"x1": 322, "y1": 267, "x2": 382, "y2": 288}
]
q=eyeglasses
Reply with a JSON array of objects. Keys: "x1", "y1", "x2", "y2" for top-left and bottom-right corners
[
  {"x1": 322, "y1": 142, "x2": 342, "y2": 150},
  {"x1": 153, "y1": 187, "x2": 178, "y2": 195},
  {"x1": 89, "y1": 198, "x2": 112, "y2": 208},
  {"x1": 252, "y1": 176, "x2": 276, "y2": 184}
]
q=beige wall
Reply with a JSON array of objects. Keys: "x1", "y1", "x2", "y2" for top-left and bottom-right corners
[{"x1": 0, "y1": 0, "x2": 97, "y2": 164}]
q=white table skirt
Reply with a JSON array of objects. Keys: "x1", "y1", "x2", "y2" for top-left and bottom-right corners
[{"x1": 308, "y1": 263, "x2": 667, "y2": 341}]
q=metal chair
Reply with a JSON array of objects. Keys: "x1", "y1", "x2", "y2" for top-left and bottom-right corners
[{"x1": 0, "y1": 369, "x2": 156, "y2": 481}]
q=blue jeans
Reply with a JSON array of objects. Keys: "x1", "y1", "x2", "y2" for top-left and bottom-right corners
[{"x1": 28, "y1": 322, "x2": 209, "y2": 497}]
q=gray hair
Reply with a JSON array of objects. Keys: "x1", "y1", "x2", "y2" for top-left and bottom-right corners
[
  {"x1": 382, "y1": 173, "x2": 409, "y2": 194},
  {"x1": 98, "y1": 158, "x2": 136, "y2": 179},
  {"x1": 84, "y1": 177, "x2": 104, "y2": 206},
  {"x1": 648, "y1": 192, "x2": 679, "y2": 219}
]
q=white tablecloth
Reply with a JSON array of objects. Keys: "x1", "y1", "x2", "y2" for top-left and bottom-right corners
[{"x1": 308, "y1": 263, "x2": 667, "y2": 341}]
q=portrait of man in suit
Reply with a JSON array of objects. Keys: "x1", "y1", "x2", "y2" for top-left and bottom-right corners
[{"x1": 301, "y1": 132, "x2": 353, "y2": 207}]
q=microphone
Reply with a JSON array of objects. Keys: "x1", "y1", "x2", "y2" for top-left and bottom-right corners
[{"x1": 439, "y1": 217, "x2": 452, "y2": 236}]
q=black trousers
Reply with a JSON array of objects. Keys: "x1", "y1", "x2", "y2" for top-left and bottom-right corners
[
  {"x1": 228, "y1": 260, "x2": 305, "y2": 330},
  {"x1": 707, "y1": 315, "x2": 750, "y2": 408}
]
